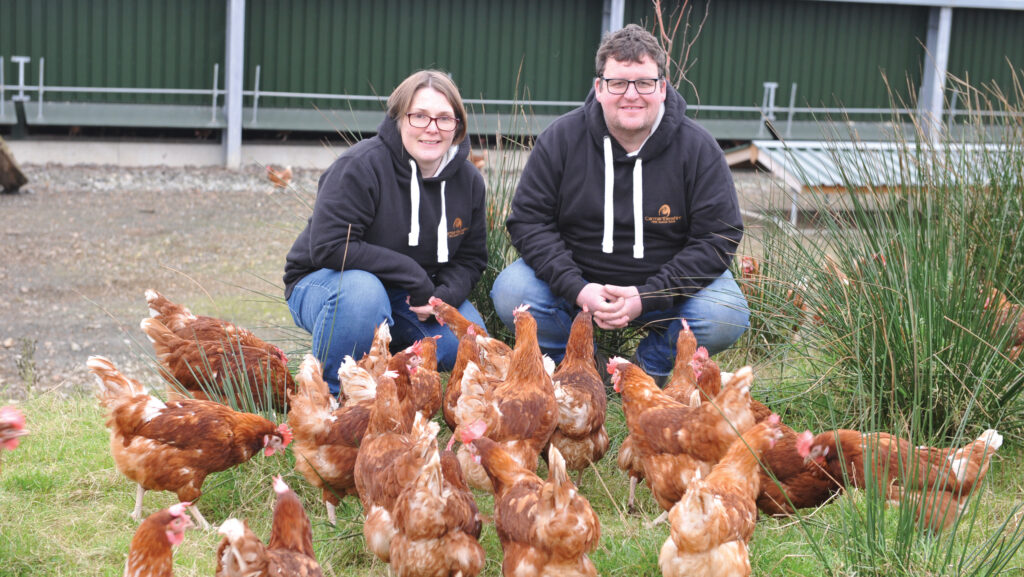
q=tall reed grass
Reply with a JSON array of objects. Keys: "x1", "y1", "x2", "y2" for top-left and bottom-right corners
[{"x1": 736, "y1": 74, "x2": 1024, "y2": 575}]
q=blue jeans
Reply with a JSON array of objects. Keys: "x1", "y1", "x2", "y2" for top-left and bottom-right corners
[
  {"x1": 287, "y1": 269, "x2": 485, "y2": 395},
  {"x1": 490, "y1": 259, "x2": 749, "y2": 377}
]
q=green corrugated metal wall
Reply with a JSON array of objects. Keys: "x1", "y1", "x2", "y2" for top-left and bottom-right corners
[
  {"x1": 948, "y1": 8, "x2": 1024, "y2": 99},
  {"x1": 2, "y1": 0, "x2": 1022, "y2": 130},
  {"x1": 0, "y1": 0, "x2": 224, "y2": 105},
  {"x1": 243, "y1": 0, "x2": 601, "y2": 112},
  {"x1": 625, "y1": 0, "x2": 929, "y2": 118}
]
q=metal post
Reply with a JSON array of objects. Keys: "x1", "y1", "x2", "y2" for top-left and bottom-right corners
[
  {"x1": 223, "y1": 0, "x2": 245, "y2": 168},
  {"x1": 947, "y1": 89, "x2": 958, "y2": 132},
  {"x1": 603, "y1": 0, "x2": 625, "y2": 34},
  {"x1": 36, "y1": 57, "x2": 45, "y2": 119},
  {"x1": 919, "y1": 6, "x2": 952, "y2": 143},
  {"x1": 757, "y1": 82, "x2": 778, "y2": 137},
  {"x1": 786, "y1": 82, "x2": 797, "y2": 138},
  {"x1": 251, "y1": 64, "x2": 261, "y2": 123},
  {"x1": 211, "y1": 63, "x2": 220, "y2": 124},
  {"x1": 0, "y1": 56, "x2": 5, "y2": 120},
  {"x1": 11, "y1": 56, "x2": 31, "y2": 101}
]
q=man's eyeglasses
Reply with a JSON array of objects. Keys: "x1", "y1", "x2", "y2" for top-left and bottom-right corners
[
  {"x1": 601, "y1": 77, "x2": 661, "y2": 95},
  {"x1": 406, "y1": 113, "x2": 459, "y2": 131}
]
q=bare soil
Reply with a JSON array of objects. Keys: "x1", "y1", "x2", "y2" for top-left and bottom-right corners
[
  {"x1": 0, "y1": 164, "x2": 320, "y2": 397},
  {"x1": 0, "y1": 162, "x2": 777, "y2": 398}
]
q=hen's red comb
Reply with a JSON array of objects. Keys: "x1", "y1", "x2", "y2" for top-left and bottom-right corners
[{"x1": 277, "y1": 423, "x2": 293, "y2": 447}]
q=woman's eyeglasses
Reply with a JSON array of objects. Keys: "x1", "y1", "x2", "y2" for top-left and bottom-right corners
[{"x1": 406, "y1": 113, "x2": 459, "y2": 131}]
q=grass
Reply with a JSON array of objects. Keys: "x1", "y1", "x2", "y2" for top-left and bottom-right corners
[{"x1": 0, "y1": 384, "x2": 1021, "y2": 576}]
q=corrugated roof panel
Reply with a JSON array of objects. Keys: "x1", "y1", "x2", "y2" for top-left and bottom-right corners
[{"x1": 749, "y1": 140, "x2": 1016, "y2": 191}]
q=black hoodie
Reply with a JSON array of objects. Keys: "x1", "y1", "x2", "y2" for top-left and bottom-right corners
[
  {"x1": 505, "y1": 84, "x2": 742, "y2": 314},
  {"x1": 283, "y1": 116, "x2": 487, "y2": 307}
]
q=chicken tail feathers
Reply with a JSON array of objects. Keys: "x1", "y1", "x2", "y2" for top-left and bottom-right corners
[{"x1": 88, "y1": 355, "x2": 147, "y2": 406}]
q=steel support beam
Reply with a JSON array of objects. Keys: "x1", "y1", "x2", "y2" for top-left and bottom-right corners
[{"x1": 223, "y1": 0, "x2": 245, "y2": 168}]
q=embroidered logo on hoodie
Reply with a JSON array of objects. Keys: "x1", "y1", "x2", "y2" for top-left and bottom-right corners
[
  {"x1": 646, "y1": 204, "x2": 681, "y2": 224},
  {"x1": 448, "y1": 217, "x2": 468, "y2": 238}
]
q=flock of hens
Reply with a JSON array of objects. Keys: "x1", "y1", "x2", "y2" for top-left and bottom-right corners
[{"x1": 0, "y1": 270, "x2": 1011, "y2": 576}]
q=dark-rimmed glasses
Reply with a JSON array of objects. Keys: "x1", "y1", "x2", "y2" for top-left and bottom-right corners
[
  {"x1": 406, "y1": 113, "x2": 459, "y2": 131},
  {"x1": 601, "y1": 77, "x2": 660, "y2": 95}
]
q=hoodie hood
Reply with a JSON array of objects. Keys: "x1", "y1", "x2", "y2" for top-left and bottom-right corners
[
  {"x1": 583, "y1": 84, "x2": 688, "y2": 161},
  {"x1": 377, "y1": 116, "x2": 470, "y2": 181},
  {"x1": 581, "y1": 84, "x2": 689, "y2": 259},
  {"x1": 377, "y1": 116, "x2": 471, "y2": 262}
]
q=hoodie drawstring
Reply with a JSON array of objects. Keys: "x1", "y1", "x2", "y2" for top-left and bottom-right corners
[
  {"x1": 408, "y1": 159, "x2": 449, "y2": 263},
  {"x1": 602, "y1": 138, "x2": 614, "y2": 254},
  {"x1": 437, "y1": 181, "x2": 449, "y2": 263},
  {"x1": 408, "y1": 160, "x2": 421, "y2": 247},
  {"x1": 601, "y1": 136, "x2": 644, "y2": 259},
  {"x1": 632, "y1": 158, "x2": 644, "y2": 259}
]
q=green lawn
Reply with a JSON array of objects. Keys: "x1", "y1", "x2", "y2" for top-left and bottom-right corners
[{"x1": 0, "y1": 386, "x2": 1019, "y2": 576}]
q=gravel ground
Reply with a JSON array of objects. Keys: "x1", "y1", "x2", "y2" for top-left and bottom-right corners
[
  {"x1": 0, "y1": 164, "x2": 322, "y2": 398},
  {"x1": 0, "y1": 162, "x2": 778, "y2": 398}
]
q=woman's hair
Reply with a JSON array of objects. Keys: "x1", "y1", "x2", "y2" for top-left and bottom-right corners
[
  {"x1": 595, "y1": 23, "x2": 667, "y2": 79},
  {"x1": 386, "y1": 70, "x2": 468, "y2": 145}
]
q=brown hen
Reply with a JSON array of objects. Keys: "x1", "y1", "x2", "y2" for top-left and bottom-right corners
[
  {"x1": 141, "y1": 316, "x2": 294, "y2": 413},
  {"x1": 390, "y1": 444, "x2": 486, "y2": 577},
  {"x1": 451, "y1": 305, "x2": 559, "y2": 492},
  {"x1": 659, "y1": 416, "x2": 784, "y2": 577},
  {"x1": 609, "y1": 357, "x2": 756, "y2": 514},
  {"x1": 550, "y1": 308, "x2": 609, "y2": 484},
  {"x1": 124, "y1": 502, "x2": 194, "y2": 577},
  {"x1": 466, "y1": 434, "x2": 600, "y2": 576},
  {"x1": 288, "y1": 354, "x2": 372, "y2": 525},
  {"x1": 89, "y1": 356, "x2": 291, "y2": 530}
]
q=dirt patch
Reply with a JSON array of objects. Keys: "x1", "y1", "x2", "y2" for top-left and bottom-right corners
[
  {"x1": 0, "y1": 162, "x2": 779, "y2": 398},
  {"x1": 0, "y1": 164, "x2": 320, "y2": 397}
]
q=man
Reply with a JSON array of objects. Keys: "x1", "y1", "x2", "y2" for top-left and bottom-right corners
[{"x1": 490, "y1": 24, "x2": 749, "y2": 384}]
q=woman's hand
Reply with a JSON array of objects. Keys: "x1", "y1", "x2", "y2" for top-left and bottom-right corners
[{"x1": 407, "y1": 296, "x2": 435, "y2": 322}]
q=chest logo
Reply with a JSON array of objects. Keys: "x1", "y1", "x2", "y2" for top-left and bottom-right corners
[
  {"x1": 646, "y1": 204, "x2": 681, "y2": 224},
  {"x1": 448, "y1": 216, "x2": 469, "y2": 238}
]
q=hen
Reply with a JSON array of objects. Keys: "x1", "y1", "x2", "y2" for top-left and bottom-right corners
[
  {"x1": 266, "y1": 165, "x2": 293, "y2": 188},
  {"x1": 431, "y1": 296, "x2": 513, "y2": 379},
  {"x1": 0, "y1": 405, "x2": 28, "y2": 470},
  {"x1": 690, "y1": 351, "x2": 772, "y2": 424},
  {"x1": 406, "y1": 337, "x2": 443, "y2": 419},
  {"x1": 141, "y1": 316, "x2": 295, "y2": 413},
  {"x1": 618, "y1": 321, "x2": 701, "y2": 512},
  {"x1": 288, "y1": 354, "x2": 373, "y2": 525},
  {"x1": 984, "y1": 288, "x2": 1023, "y2": 361},
  {"x1": 215, "y1": 475, "x2": 322, "y2": 576},
  {"x1": 550, "y1": 308, "x2": 609, "y2": 484},
  {"x1": 216, "y1": 520, "x2": 323, "y2": 577},
  {"x1": 355, "y1": 320, "x2": 393, "y2": 383},
  {"x1": 791, "y1": 428, "x2": 1002, "y2": 530},
  {"x1": 442, "y1": 329, "x2": 487, "y2": 431},
  {"x1": 469, "y1": 150, "x2": 487, "y2": 171},
  {"x1": 465, "y1": 434, "x2": 600, "y2": 576},
  {"x1": 267, "y1": 475, "x2": 316, "y2": 558},
  {"x1": 146, "y1": 290, "x2": 291, "y2": 378},
  {"x1": 609, "y1": 357, "x2": 756, "y2": 514},
  {"x1": 390, "y1": 444, "x2": 486, "y2": 577},
  {"x1": 451, "y1": 305, "x2": 559, "y2": 493},
  {"x1": 89, "y1": 355, "x2": 292, "y2": 530},
  {"x1": 737, "y1": 255, "x2": 763, "y2": 303},
  {"x1": 124, "y1": 502, "x2": 194, "y2": 577},
  {"x1": 659, "y1": 416, "x2": 784, "y2": 577},
  {"x1": 354, "y1": 356, "x2": 439, "y2": 565}
]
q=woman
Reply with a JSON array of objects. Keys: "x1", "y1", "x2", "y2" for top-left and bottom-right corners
[{"x1": 284, "y1": 70, "x2": 488, "y2": 395}]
